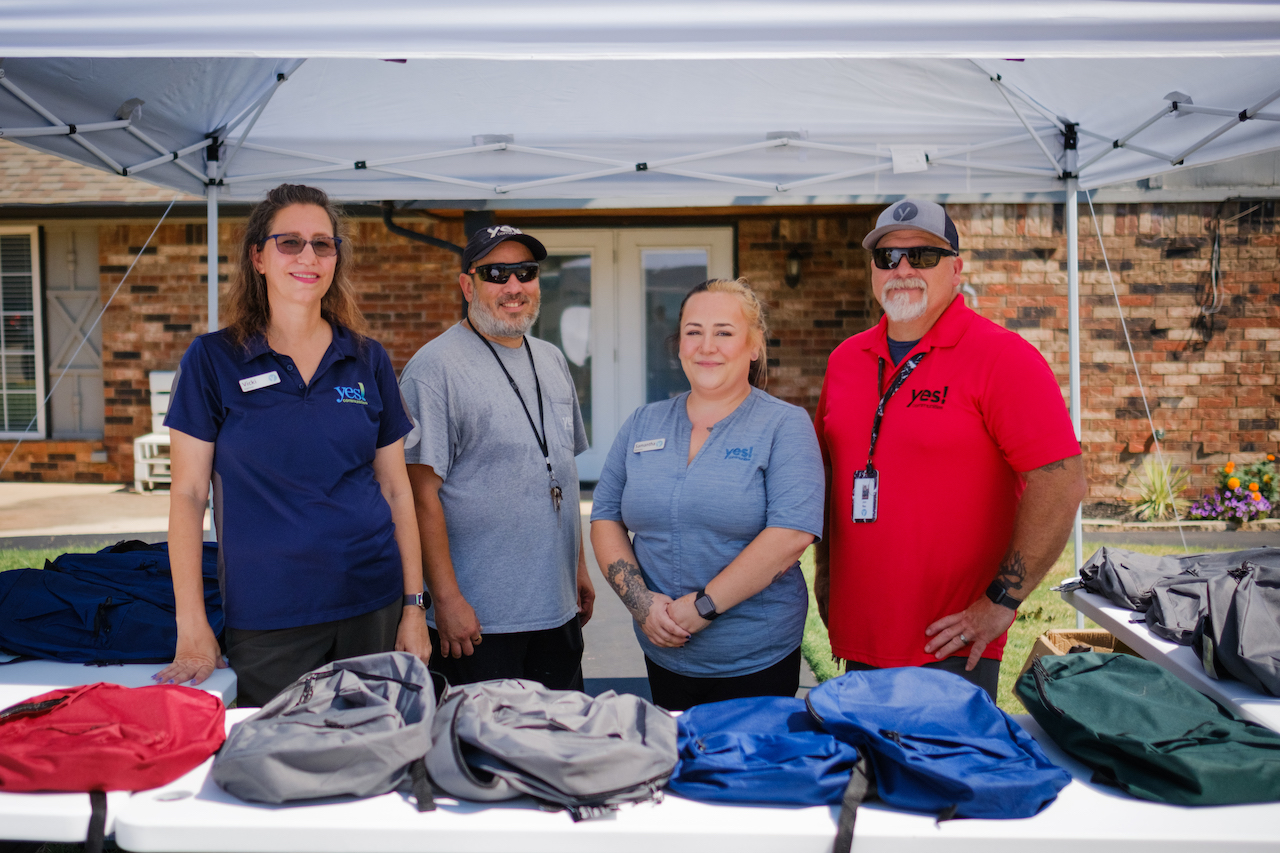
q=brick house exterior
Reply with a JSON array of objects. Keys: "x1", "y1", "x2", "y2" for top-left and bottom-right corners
[{"x1": 1, "y1": 140, "x2": 1276, "y2": 502}]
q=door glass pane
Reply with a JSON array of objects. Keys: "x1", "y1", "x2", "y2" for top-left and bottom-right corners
[
  {"x1": 533, "y1": 254, "x2": 592, "y2": 444},
  {"x1": 644, "y1": 249, "x2": 707, "y2": 403}
]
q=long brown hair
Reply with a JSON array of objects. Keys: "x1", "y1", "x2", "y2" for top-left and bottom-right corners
[
  {"x1": 223, "y1": 184, "x2": 367, "y2": 347},
  {"x1": 677, "y1": 278, "x2": 770, "y2": 389}
]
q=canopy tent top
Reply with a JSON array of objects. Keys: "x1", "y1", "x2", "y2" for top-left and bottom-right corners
[
  {"x1": 5, "y1": 1, "x2": 1280, "y2": 60},
  {"x1": 2, "y1": 54, "x2": 1279, "y2": 204}
]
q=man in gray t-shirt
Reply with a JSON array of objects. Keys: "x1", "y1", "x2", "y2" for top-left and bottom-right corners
[{"x1": 400, "y1": 225, "x2": 594, "y2": 690}]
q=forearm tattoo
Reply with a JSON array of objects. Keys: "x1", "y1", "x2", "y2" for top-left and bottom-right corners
[
  {"x1": 605, "y1": 558, "x2": 654, "y2": 621},
  {"x1": 998, "y1": 550, "x2": 1027, "y2": 592}
]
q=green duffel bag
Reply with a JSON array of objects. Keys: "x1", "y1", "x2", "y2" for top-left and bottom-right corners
[{"x1": 1017, "y1": 651, "x2": 1280, "y2": 806}]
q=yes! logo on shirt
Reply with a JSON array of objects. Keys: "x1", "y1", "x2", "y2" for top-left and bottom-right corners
[
  {"x1": 335, "y1": 382, "x2": 368, "y2": 405},
  {"x1": 724, "y1": 447, "x2": 754, "y2": 461},
  {"x1": 907, "y1": 386, "x2": 948, "y2": 409}
]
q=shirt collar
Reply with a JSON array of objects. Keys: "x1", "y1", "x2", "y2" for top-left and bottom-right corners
[
  {"x1": 239, "y1": 322, "x2": 354, "y2": 363},
  {"x1": 859, "y1": 294, "x2": 974, "y2": 359}
]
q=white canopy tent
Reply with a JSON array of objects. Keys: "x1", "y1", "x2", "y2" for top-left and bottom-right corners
[{"x1": 3, "y1": 0, "x2": 1280, "y2": 562}]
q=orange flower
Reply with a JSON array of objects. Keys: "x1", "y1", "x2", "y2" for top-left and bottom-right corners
[
  {"x1": 1249, "y1": 482, "x2": 1260, "y2": 492},
  {"x1": 1252, "y1": 492, "x2": 1263, "y2": 502},
  {"x1": 1225, "y1": 461, "x2": 1236, "y2": 474},
  {"x1": 1228, "y1": 477, "x2": 1241, "y2": 489},
  {"x1": 1269, "y1": 454, "x2": 1276, "y2": 462}
]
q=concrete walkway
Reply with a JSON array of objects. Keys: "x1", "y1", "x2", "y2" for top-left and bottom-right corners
[{"x1": 0, "y1": 483, "x2": 1272, "y2": 700}]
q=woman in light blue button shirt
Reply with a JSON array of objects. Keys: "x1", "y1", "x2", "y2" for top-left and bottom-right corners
[{"x1": 590, "y1": 279, "x2": 824, "y2": 711}]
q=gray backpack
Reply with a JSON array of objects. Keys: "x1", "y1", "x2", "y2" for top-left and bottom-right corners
[
  {"x1": 211, "y1": 651, "x2": 438, "y2": 808},
  {"x1": 1193, "y1": 560, "x2": 1280, "y2": 696},
  {"x1": 425, "y1": 679, "x2": 677, "y2": 820}
]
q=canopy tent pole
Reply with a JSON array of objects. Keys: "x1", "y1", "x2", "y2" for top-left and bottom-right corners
[
  {"x1": 1066, "y1": 177, "x2": 1085, "y2": 627},
  {"x1": 206, "y1": 144, "x2": 219, "y2": 334}
]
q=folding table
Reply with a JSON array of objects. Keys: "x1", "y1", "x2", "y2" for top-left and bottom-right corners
[{"x1": 113, "y1": 710, "x2": 1280, "y2": 853}]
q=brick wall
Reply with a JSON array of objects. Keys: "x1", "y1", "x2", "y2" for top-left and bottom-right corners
[
  {"x1": 954, "y1": 201, "x2": 1279, "y2": 501},
  {"x1": 736, "y1": 212, "x2": 879, "y2": 412}
]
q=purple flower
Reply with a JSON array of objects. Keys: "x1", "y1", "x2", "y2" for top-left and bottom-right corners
[{"x1": 1190, "y1": 486, "x2": 1270, "y2": 522}]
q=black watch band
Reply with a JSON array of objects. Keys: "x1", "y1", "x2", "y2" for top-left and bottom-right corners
[
  {"x1": 985, "y1": 580, "x2": 1022, "y2": 611},
  {"x1": 403, "y1": 592, "x2": 426, "y2": 610},
  {"x1": 694, "y1": 588, "x2": 720, "y2": 621}
]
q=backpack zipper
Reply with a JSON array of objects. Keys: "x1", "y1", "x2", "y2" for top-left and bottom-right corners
[{"x1": 1030, "y1": 658, "x2": 1065, "y2": 718}]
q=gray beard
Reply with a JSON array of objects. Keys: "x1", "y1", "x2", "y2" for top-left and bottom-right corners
[
  {"x1": 468, "y1": 298, "x2": 540, "y2": 340},
  {"x1": 879, "y1": 280, "x2": 929, "y2": 324}
]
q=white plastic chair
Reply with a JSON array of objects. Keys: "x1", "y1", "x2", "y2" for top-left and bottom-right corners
[{"x1": 132, "y1": 370, "x2": 175, "y2": 492}]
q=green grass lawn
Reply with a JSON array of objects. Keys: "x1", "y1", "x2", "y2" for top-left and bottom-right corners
[
  {"x1": 801, "y1": 542, "x2": 1236, "y2": 714},
  {"x1": 0, "y1": 543, "x2": 110, "y2": 574}
]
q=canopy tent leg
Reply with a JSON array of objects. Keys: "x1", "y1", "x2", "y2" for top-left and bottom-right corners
[
  {"x1": 1066, "y1": 179, "x2": 1084, "y2": 628},
  {"x1": 206, "y1": 178, "x2": 219, "y2": 334},
  {"x1": 205, "y1": 171, "x2": 218, "y2": 540}
]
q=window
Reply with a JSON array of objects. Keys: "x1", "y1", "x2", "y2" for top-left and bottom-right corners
[{"x1": 0, "y1": 227, "x2": 46, "y2": 437}]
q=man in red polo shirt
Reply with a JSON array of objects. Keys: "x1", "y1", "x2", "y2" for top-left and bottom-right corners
[{"x1": 814, "y1": 198, "x2": 1085, "y2": 699}]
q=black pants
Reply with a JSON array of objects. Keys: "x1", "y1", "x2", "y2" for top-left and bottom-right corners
[
  {"x1": 842, "y1": 655, "x2": 1001, "y2": 701},
  {"x1": 428, "y1": 616, "x2": 584, "y2": 691},
  {"x1": 645, "y1": 647, "x2": 802, "y2": 712},
  {"x1": 226, "y1": 598, "x2": 402, "y2": 708}
]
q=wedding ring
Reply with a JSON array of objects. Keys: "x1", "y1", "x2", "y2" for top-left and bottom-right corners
[{"x1": 959, "y1": 633, "x2": 969, "y2": 645}]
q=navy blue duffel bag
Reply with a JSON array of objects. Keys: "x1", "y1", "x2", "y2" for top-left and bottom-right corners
[{"x1": 0, "y1": 540, "x2": 222, "y2": 664}]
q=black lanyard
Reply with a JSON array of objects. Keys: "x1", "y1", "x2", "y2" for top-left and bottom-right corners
[
  {"x1": 466, "y1": 319, "x2": 563, "y2": 514},
  {"x1": 864, "y1": 352, "x2": 926, "y2": 471}
]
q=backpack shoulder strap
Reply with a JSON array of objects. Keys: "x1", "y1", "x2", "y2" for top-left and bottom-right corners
[{"x1": 832, "y1": 756, "x2": 874, "y2": 853}]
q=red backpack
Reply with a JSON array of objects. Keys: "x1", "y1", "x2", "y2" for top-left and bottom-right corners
[
  {"x1": 0, "y1": 682, "x2": 226, "y2": 852},
  {"x1": 0, "y1": 681, "x2": 226, "y2": 792}
]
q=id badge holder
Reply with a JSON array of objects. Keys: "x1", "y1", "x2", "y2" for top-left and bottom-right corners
[{"x1": 851, "y1": 468, "x2": 879, "y2": 523}]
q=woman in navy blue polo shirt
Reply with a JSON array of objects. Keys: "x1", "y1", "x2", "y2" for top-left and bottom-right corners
[
  {"x1": 590, "y1": 279, "x2": 824, "y2": 711},
  {"x1": 156, "y1": 184, "x2": 431, "y2": 706}
]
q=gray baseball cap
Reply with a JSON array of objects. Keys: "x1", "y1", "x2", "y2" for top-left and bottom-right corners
[{"x1": 862, "y1": 199, "x2": 960, "y2": 252}]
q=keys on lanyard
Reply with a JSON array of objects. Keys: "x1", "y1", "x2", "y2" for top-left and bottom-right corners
[
  {"x1": 852, "y1": 352, "x2": 926, "y2": 523},
  {"x1": 547, "y1": 468, "x2": 563, "y2": 507}
]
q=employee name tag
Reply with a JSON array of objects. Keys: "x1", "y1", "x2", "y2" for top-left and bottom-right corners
[
  {"x1": 239, "y1": 371, "x2": 280, "y2": 393},
  {"x1": 633, "y1": 438, "x2": 666, "y2": 453},
  {"x1": 852, "y1": 469, "x2": 879, "y2": 523}
]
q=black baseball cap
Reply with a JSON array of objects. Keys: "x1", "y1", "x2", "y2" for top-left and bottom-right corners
[{"x1": 461, "y1": 225, "x2": 547, "y2": 271}]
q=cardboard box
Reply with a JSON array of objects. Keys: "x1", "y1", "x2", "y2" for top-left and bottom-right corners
[{"x1": 1018, "y1": 629, "x2": 1139, "y2": 678}]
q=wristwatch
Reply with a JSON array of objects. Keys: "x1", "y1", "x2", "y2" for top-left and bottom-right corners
[
  {"x1": 985, "y1": 580, "x2": 1022, "y2": 611},
  {"x1": 403, "y1": 592, "x2": 426, "y2": 610},
  {"x1": 694, "y1": 588, "x2": 720, "y2": 621}
]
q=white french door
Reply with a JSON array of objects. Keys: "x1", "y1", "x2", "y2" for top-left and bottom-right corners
[{"x1": 535, "y1": 228, "x2": 734, "y2": 481}]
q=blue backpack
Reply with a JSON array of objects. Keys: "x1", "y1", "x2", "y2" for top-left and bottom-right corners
[
  {"x1": 671, "y1": 668, "x2": 1070, "y2": 853},
  {"x1": 0, "y1": 540, "x2": 223, "y2": 664},
  {"x1": 808, "y1": 668, "x2": 1069, "y2": 842},
  {"x1": 668, "y1": 695, "x2": 859, "y2": 805}
]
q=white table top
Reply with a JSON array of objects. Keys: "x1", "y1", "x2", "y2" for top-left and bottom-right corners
[
  {"x1": 0, "y1": 658, "x2": 237, "y2": 710},
  {"x1": 111, "y1": 709, "x2": 1280, "y2": 853},
  {"x1": 1062, "y1": 587, "x2": 1280, "y2": 732},
  {"x1": 0, "y1": 659, "x2": 237, "y2": 843}
]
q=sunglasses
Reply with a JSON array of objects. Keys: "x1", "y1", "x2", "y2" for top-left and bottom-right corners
[
  {"x1": 871, "y1": 246, "x2": 958, "y2": 270},
  {"x1": 265, "y1": 234, "x2": 342, "y2": 258},
  {"x1": 472, "y1": 261, "x2": 540, "y2": 284}
]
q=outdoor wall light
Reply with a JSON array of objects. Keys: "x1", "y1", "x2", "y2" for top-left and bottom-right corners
[{"x1": 785, "y1": 248, "x2": 803, "y2": 288}]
